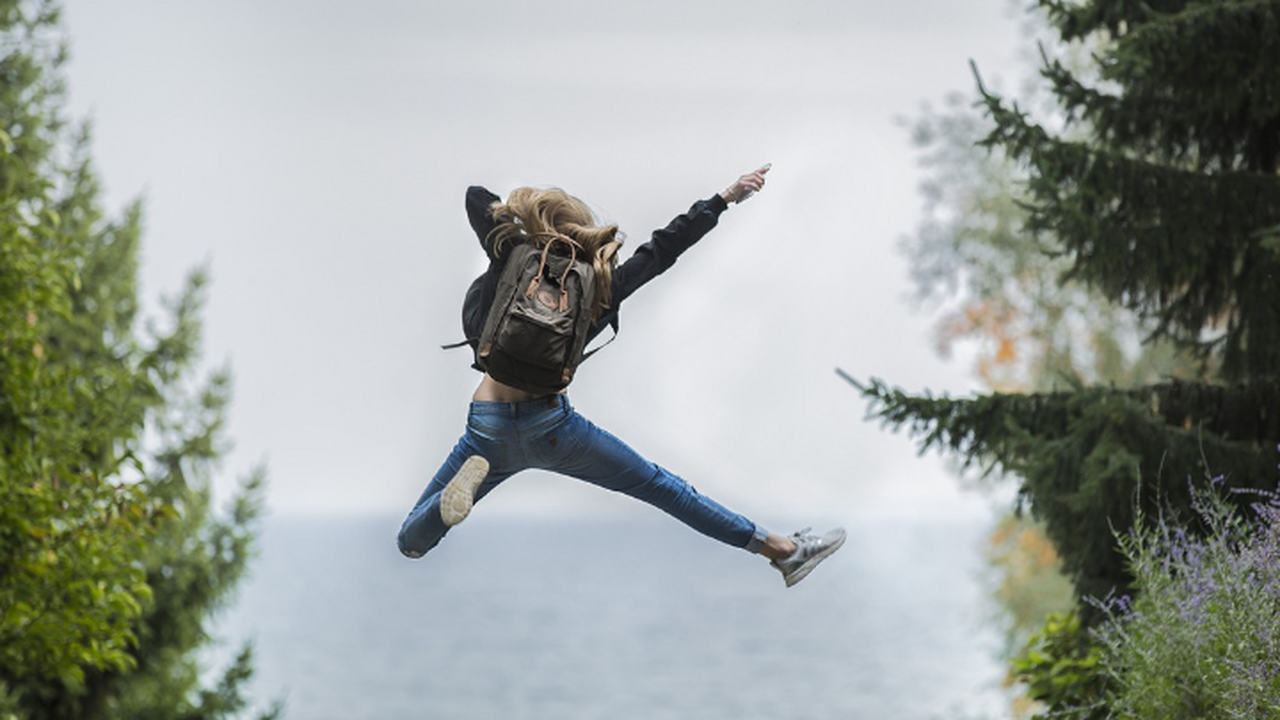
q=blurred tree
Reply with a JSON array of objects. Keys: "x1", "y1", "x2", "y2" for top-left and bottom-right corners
[
  {"x1": 900, "y1": 8, "x2": 1199, "y2": 656},
  {"x1": 0, "y1": 1, "x2": 276, "y2": 717},
  {"x1": 902, "y1": 26, "x2": 1119, "y2": 718},
  {"x1": 904, "y1": 55, "x2": 1083, "y2": 675},
  {"x1": 905, "y1": 85, "x2": 1197, "y2": 395},
  {"x1": 853, "y1": 0, "x2": 1280, "y2": 618}
]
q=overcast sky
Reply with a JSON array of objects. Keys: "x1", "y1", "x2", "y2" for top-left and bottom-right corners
[{"x1": 59, "y1": 0, "x2": 1029, "y2": 524}]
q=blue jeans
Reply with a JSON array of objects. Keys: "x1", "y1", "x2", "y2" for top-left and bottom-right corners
[{"x1": 397, "y1": 394, "x2": 768, "y2": 558}]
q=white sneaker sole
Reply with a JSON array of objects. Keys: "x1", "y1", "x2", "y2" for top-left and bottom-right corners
[
  {"x1": 783, "y1": 529, "x2": 847, "y2": 587},
  {"x1": 440, "y1": 455, "x2": 489, "y2": 527}
]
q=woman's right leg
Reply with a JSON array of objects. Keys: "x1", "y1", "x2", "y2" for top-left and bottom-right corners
[
  {"x1": 397, "y1": 441, "x2": 483, "y2": 558},
  {"x1": 397, "y1": 407, "x2": 519, "y2": 558}
]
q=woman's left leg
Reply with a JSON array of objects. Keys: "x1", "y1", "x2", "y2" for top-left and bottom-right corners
[{"x1": 542, "y1": 403, "x2": 769, "y2": 553}]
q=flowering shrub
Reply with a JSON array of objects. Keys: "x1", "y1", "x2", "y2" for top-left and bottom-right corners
[{"x1": 1092, "y1": 477, "x2": 1280, "y2": 719}]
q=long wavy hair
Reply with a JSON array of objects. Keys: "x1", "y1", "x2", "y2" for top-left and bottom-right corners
[{"x1": 486, "y1": 187, "x2": 624, "y2": 317}]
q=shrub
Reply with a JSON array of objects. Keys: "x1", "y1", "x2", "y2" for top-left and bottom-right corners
[
  {"x1": 1012, "y1": 611, "x2": 1112, "y2": 719},
  {"x1": 1091, "y1": 475, "x2": 1280, "y2": 719}
]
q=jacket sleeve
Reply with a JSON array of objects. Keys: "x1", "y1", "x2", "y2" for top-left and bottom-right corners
[
  {"x1": 466, "y1": 185, "x2": 503, "y2": 258},
  {"x1": 589, "y1": 193, "x2": 729, "y2": 339},
  {"x1": 610, "y1": 193, "x2": 728, "y2": 307},
  {"x1": 458, "y1": 186, "x2": 507, "y2": 369}
]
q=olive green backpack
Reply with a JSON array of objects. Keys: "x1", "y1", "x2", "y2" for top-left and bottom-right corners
[{"x1": 474, "y1": 234, "x2": 602, "y2": 395}]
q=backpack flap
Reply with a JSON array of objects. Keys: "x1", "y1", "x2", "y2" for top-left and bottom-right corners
[{"x1": 477, "y1": 237, "x2": 597, "y2": 394}]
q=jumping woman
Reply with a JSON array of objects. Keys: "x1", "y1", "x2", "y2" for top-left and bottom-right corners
[{"x1": 397, "y1": 165, "x2": 845, "y2": 587}]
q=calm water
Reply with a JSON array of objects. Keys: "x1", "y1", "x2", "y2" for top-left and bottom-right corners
[{"x1": 209, "y1": 511, "x2": 1009, "y2": 719}]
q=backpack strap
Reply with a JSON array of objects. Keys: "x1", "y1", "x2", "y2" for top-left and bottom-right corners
[
  {"x1": 526, "y1": 233, "x2": 583, "y2": 312},
  {"x1": 443, "y1": 310, "x2": 619, "y2": 360},
  {"x1": 443, "y1": 233, "x2": 619, "y2": 362},
  {"x1": 581, "y1": 313, "x2": 619, "y2": 361},
  {"x1": 524, "y1": 231, "x2": 619, "y2": 363}
]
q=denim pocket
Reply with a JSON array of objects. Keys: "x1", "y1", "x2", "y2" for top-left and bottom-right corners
[
  {"x1": 465, "y1": 411, "x2": 504, "y2": 443},
  {"x1": 529, "y1": 410, "x2": 585, "y2": 467}
]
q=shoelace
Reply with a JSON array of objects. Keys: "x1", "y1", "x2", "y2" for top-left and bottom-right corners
[{"x1": 790, "y1": 528, "x2": 817, "y2": 556}]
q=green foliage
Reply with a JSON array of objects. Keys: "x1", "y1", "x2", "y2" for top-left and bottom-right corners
[
  {"x1": 1090, "y1": 480, "x2": 1280, "y2": 719},
  {"x1": 860, "y1": 0, "x2": 1280, "y2": 624},
  {"x1": 0, "y1": 2, "x2": 276, "y2": 717},
  {"x1": 1012, "y1": 611, "x2": 1111, "y2": 719},
  {"x1": 0, "y1": 0, "x2": 155, "y2": 690},
  {"x1": 902, "y1": 18, "x2": 1159, "y2": 688},
  {"x1": 985, "y1": 514, "x2": 1076, "y2": 656},
  {"x1": 892, "y1": 2, "x2": 1280, "y2": 716},
  {"x1": 853, "y1": 375, "x2": 1279, "y2": 611},
  {"x1": 975, "y1": 1, "x2": 1280, "y2": 382},
  {"x1": 904, "y1": 55, "x2": 1199, "y2": 393}
]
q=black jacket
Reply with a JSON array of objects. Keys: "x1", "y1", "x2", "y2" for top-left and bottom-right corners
[{"x1": 457, "y1": 185, "x2": 728, "y2": 369}]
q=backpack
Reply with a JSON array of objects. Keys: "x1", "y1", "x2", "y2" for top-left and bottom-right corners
[{"x1": 474, "y1": 234, "x2": 600, "y2": 395}]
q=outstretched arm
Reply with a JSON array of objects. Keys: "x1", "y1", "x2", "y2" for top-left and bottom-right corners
[
  {"x1": 593, "y1": 164, "x2": 774, "y2": 338},
  {"x1": 718, "y1": 163, "x2": 771, "y2": 205}
]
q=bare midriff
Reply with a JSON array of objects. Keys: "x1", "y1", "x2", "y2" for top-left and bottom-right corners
[{"x1": 472, "y1": 373, "x2": 565, "y2": 403}]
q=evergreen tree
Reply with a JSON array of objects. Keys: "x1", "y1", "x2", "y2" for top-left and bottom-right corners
[
  {"x1": 901, "y1": 13, "x2": 1202, "y2": 669},
  {"x1": 0, "y1": 2, "x2": 276, "y2": 717},
  {"x1": 905, "y1": 66, "x2": 1198, "y2": 393},
  {"x1": 851, "y1": 0, "x2": 1280, "y2": 613}
]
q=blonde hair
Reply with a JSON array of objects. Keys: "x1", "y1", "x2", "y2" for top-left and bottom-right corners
[{"x1": 487, "y1": 187, "x2": 624, "y2": 316}]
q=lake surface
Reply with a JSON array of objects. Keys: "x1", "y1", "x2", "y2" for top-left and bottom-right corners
[{"x1": 209, "y1": 511, "x2": 1009, "y2": 719}]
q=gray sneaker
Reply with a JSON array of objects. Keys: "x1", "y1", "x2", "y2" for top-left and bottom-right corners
[
  {"x1": 771, "y1": 527, "x2": 847, "y2": 587},
  {"x1": 440, "y1": 455, "x2": 489, "y2": 527}
]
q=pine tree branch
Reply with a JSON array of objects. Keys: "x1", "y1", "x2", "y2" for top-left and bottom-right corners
[
  {"x1": 842, "y1": 371, "x2": 1280, "y2": 609},
  {"x1": 971, "y1": 84, "x2": 1280, "y2": 380}
]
